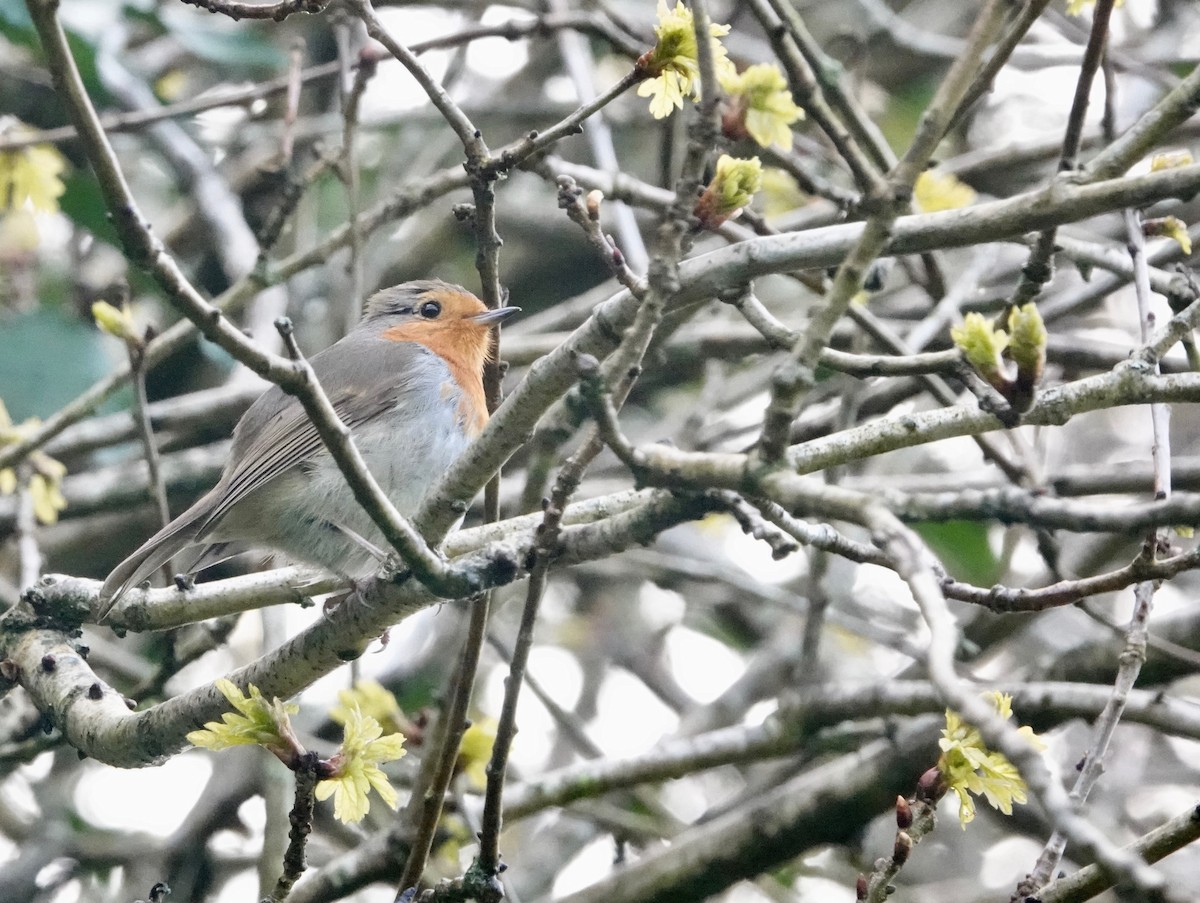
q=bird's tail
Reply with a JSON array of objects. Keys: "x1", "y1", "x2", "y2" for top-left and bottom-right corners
[{"x1": 97, "y1": 494, "x2": 214, "y2": 620}]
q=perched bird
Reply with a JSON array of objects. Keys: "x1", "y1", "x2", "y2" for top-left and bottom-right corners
[{"x1": 98, "y1": 280, "x2": 517, "y2": 618}]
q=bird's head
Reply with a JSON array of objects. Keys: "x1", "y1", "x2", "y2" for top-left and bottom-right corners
[{"x1": 362, "y1": 280, "x2": 518, "y2": 376}]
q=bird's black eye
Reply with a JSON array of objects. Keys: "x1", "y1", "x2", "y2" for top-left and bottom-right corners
[{"x1": 418, "y1": 300, "x2": 441, "y2": 319}]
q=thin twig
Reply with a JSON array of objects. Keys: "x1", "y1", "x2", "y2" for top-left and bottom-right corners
[
  {"x1": 394, "y1": 595, "x2": 491, "y2": 898},
  {"x1": 948, "y1": 0, "x2": 1056, "y2": 134},
  {"x1": 1008, "y1": 0, "x2": 1116, "y2": 309},
  {"x1": 336, "y1": 28, "x2": 374, "y2": 338},
  {"x1": 546, "y1": 0, "x2": 649, "y2": 271},
  {"x1": 346, "y1": 0, "x2": 479, "y2": 149},
  {"x1": 941, "y1": 545, "x2": 1200, "y2": 612},
  {"x1": 177, "y1": 0, "x2": 330, "y2": 21},
  {"x1": 126, "y1": 336, "x2": 173, "y2": 585},
  {"x1": 745, "y1": 0, "x2": 888, "y2": 196},
  {"x1": 265, "y1": 752, "x2": 319, "y2": 902},
  {"x1": 13, "y1": 468, "x2": 41, "y2": 592},
  {"x1": 1036, "y1": 805, "x2": 1200, "y2": 903},
  {"x1": 280, "y1": 38, "x2": 305, "y2": 166},
  {"x1": 1088, "y1": 61, "x2": 1200, "y2": 180}
]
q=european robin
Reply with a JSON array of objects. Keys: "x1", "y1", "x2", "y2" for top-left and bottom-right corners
[{"x1": 97, "y1": 280, "x2": 517, "y2": 617}]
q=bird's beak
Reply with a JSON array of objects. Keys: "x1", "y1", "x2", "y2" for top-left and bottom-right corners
[{"x1": 470, "y1": 306, "x2": 520, "y2": 325}]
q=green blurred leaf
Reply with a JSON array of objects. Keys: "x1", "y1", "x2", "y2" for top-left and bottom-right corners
[
  {"x1": 175, "y1": 28, "x2": 285, "y2": 69},
  {"x1": 160, "y1": 9, "x2": 286, "y2": 70},
  {"x1": 0, "y1": 1, "x2": 112, "y2": 105},
  {"x1": 0, "y1": 2, "x2": 34, "y2": 35},
  {"x1": 58, "y1": 169, "x2": 120, "y2": 246},
  {"x1": 912, "y1": 519, "x2": 1001, "y2": 586},
  {"x1": 0, "y1": 306, "x2": 118, "y2": 422},
  {"x1": 879, "y1": 75, "x2": 937, "y2": 157},
  {"x1": 123, "y1": 2, "x2": 285, "y2": 69}
]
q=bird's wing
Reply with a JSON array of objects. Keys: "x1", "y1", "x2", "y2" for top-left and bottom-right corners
[{"x1": 197, "y1": 337, "x2": 432, "y2": 535}]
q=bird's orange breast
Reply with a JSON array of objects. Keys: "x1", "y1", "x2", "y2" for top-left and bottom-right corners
[{"x1": 383, "y1": 323, "x2": 489, "y2": 436}]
